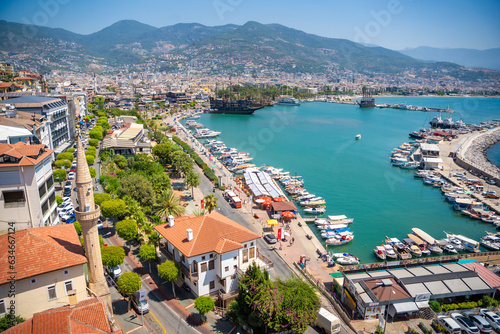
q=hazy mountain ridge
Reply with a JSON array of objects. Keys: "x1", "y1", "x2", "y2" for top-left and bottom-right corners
[
  {"x1": 0, "y1": 19, "x2": 498, "y2": 81},
  {"x1": 399, "y1": 46, "x2": 500, "y2": 71}
]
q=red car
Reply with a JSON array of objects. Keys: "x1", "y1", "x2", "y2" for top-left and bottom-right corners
[{"x1": 70, "y1": 168, "x2": 76, "y2": 172}]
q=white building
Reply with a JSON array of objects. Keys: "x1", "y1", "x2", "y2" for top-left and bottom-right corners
[
  {"x1": 0, "y1": 142, "x2": 59, "y2": 231},
  {"x1": 155, "y1": 213, "x2": 272, "y2": 304}
]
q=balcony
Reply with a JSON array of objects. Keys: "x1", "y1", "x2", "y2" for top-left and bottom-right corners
[{"x1": 162, "y1": 247, "x2": 198, "y2": 282}]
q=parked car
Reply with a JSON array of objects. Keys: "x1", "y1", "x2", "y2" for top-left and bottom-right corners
[
  {"x1": 264, "y1": 233, "x2": 277, "y2": 244},
  {"x1": 479, "y1": 309, "x2": 500, "y2": 332},
  {"x1": 436, "y1": 315, "x2": 462, "y2": 334},
  {"x1": 61, "y1": 197, "x2": 72, "y2": 204},
  {"x1": 58, "y1": 207, "x2": 74, "y2": 216},
  {"x1": 106, "y1": 265, "x2": 122, "y2": 279},
  {"x1": 182, "y1": 282, "x2": 191, "y2": 293},
  {"x1": 60, "y1": 213, "x2": 75, "y2": 222},
  {"x1": 57, "y1": 203, "x2": 73, "y2": 211},
  {"x1": 63, "y1": 188, "x2": 71, "y2": 197},
  {"x1": 463, "y1": 312, "x2": 492, "y2": 333},
  {"x1": 70, "y1": 168, "x2": 76, "y2": 173},
  {"x1": 451, "y1": 313, "x2": 480, "y2": 334},
  {"x1": 68, "y1": 172, "x2": 75, "y2": 179},
  {"x1": 97, "y1": 220, "x2": 103, "y2": 230},
  {"x1": 65, "y1": 218, "x2": 76, "y2": 224}
]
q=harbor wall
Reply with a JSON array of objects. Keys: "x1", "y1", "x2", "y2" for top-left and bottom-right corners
[{"x1": 455, "y1": 127, "x2": 500, "y2": 185}]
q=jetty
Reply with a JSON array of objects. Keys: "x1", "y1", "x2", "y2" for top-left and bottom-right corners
[{"x1": 376, "y1": 103, "x2": 454, "y2": 113}]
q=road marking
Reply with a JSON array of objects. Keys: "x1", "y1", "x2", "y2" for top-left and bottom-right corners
[{"x1": 150, "y1": 310, "x2": 167, "y2": 334}]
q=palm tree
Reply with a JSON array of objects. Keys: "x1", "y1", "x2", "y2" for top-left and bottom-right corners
[
  {"x1": 185, "y1": 169, "x2": 200, "y2": 199},
  {"x1": 203, "y1": 194, "x2": 218, "y2": 214},
  {"x1": 154, "y1": 189, "x2": 185, "y2": 220},
  {"x1": 192, "y1": 208, "x2": 207, "y2": 216}
]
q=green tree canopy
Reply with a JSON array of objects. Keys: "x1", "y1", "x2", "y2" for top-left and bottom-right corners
[
  {"x1": 85, "y1": 150, "x2": 96, "y2": 158},
  {"x1": 116, "y1": 219, "x2": 138, "y2": 241},
  {"x1": 56, "y1": 195, "x2": 63, "y2": 206},
  {"x1": 86, "y1": 155, "x2": 95, "y2": 165},
  {"x1": 53, "y1": 169, "x2": 67, "y2": 183},
  {"x1": 149, "y1": 172, "x2": 171, "y2": 195},
  {"x1": 158, "y1": 261, "x2": 180, "y2": 298},
  {"x1": 119, "y1": 173, "x2": 155, "y2": 206},
  {"x1": 86, "y1": 145, "x2": 97, "y2": 152},
  {"x1": 171, "y1": 150, "x2": 192, "y2": 176},
  {"x1": 154, "y1": 189, "x2": 185, "y2": 219},
  {"x1": 101, "y1": 245, "x2": 125, "y2": 268},
  {"x1": 139, "y1": 244, "x2": 156, "y2": 272},
  {"x1": 194, "y1": 296, "x2": 215, "y2": 322},
  {"x1": 114, "y1": 155, "x2": 128, "y2": 169},
  {"x1": 54, "y1": 159, "x2": 71, "y2": 169},
  {"x1": 57, "y1": 152, "x2": 74, "y2": 161},
  {"x1": 152, "y1": 143, "x2": 172, "y2": 165},
  {"x1": 117, "y1": 272, "x2": 141, "y2": 296},
  {"x1": 185, "y1": 169, "x2": 200, "y2": 198},
  {"x1": 89, "y1": 167, "x2": 97, "y2": 178},
  {"x1": 203, "y1": 194, "x2": 218, "y2": 214},
  {"x1": 100, "y1": 199, "x2": 127, "y2": 218},
  {"x1": 94, "y1": 193, "x2": 111, "y2": 206},
  {"x1": 67, "y1": 148, "x2": 75, "y2": 153},
  {"x1": 89, "y1": 129, "x2": 103, "y2": 140},
  {"x1": 0, "y1": 314, "x2": 24, "y2": 331}
]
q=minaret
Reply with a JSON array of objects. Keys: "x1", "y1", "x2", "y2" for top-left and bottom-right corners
[{"x1": 74, "y1": 135, "x2": 112, "y2": 312}]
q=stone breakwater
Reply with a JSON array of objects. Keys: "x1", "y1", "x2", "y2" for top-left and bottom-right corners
[{"x1": 457, "y1": 127, "x2": 500, "y2": 180}]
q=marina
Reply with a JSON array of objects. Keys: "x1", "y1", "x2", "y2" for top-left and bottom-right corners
[{"x1": 183, "y1": 97, "x2": 500, "y2": 263}]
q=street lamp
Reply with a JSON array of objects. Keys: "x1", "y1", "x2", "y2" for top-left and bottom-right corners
[{"x1": 383, "y1": 288, "x2": 395, "y2": 334}]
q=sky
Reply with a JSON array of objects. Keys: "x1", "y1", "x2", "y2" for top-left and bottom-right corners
[{"x1": 0, "y1": 0, "x2": 499, "y2": 50}]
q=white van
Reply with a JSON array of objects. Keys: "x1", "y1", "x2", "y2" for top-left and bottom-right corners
[
  {"x1": 315, "y1": 308, "x2": 341, "y2": 334},
  {"x1": 437, "y1": 316, "x2": 462, "y2": 334}
]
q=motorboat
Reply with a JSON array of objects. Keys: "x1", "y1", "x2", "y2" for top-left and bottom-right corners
[
  {"x1": 383, "y1": 244, "x2": 398, "y2": 259},
  {"x1": 304, "y1": 206, "x2": 326, "y2": 215},
  {"x1": 331, "y1": 252, "x2": 351, "y2": 258},
  {"x1": 406, "y1": 233, "x2": 431, "y2": 255},
  {"x1": 374, "y1": 245, "x2": 387, "y2": 260},
  {"x1": 321, "y1": 229, "x2": 351, "y2": 239},
  {"x1": 400, "y1": 161, "x2": 420, "y2": 169},
  {"x1": 328, "y1": 215, "x2": 354, "y2": 224},
  {"x1": 481, "y1": 234, "x2": 500, "y2": 251},
  {"x1": 316, "y1": 223, "x2": 348, "y2": 231},
  {"x1": 336, "y1": 256, "x2": 360, "y2": 265},
  {"x1": 385, "y1": 237, "x2": 412, "y2": 260},
  {"x1": 356, "y1": 134, "x2": 361, "y2": 140},
  {"x1": 441, "y1": 243, "x2": 458, "y2": 254},
  {"x1": 300, "y1": 200, "x2": 326, "y2": 206}
]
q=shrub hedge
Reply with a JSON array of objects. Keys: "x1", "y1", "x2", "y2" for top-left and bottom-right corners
[{"x1": 173, "y1": 136, "x2": 218, "y2": 184}]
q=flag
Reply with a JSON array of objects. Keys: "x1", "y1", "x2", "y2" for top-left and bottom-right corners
[{"x1": 201, "y1": 199, "x2": 204, "y2": 209}]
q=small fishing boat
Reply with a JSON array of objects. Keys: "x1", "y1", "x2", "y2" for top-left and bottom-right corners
[
  {"x1": 373, "y1": 245, "x2": 386, "y2": 260},
  {"x1": 317, "y1": 223, "x2": 348, "y2": 231},
  {"x1": 442, "y1": 243, "x2": 458, "y2": 254},
  {"x1": 385, "y1": 237, "x2": 412, "y2": 260},
  {"x1": 400, "y1": 161, "x2": 420, "y2": 169},
  {"x1": 304, "y1": 206, "x2": 326, "y2": 215},
  {"x1": 337, "y1": 255, "x2": 360, "y2": 265},
  {"x1": 356, "y1": 134, "x2": 361, "y2": 140},
  {"x1": 325, "y1": 234, "x2": 354, "y2": 246},
  {"x1": 331, "y1": 252, "x2": 351, "y2": 258}
]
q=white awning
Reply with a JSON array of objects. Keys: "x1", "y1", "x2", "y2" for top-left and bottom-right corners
[
  {"x1": 389, "y1": 302, "x2": 419, "y2": 316},
  {"x1": 416, "y1": 301, "x2": 429, "y2": 309}
]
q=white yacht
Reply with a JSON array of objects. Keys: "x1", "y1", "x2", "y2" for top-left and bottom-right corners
[{"x1": 276, "y1": 96, "x2": 301, "y2": 106}]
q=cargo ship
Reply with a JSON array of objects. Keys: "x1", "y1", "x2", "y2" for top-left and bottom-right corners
[{"x1": 209, "y1": 97, "x2": 264, "y2": 115}]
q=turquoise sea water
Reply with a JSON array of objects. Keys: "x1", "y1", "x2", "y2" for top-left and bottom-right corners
[{"x1": 192, "y1": 97, "x2": 500, "y2": 263}]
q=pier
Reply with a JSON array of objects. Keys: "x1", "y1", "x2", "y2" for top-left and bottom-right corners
[{"x1": 376, "y1": 103, "x2": 454, "y2": 113}]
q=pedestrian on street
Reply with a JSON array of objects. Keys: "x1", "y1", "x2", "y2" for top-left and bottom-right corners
[
  {"x1": 289, "y1": 239, "x2": 292, "y2": 247},
  {"x1": 292, "y1": 237, "x2": 295, "y2": 245}
]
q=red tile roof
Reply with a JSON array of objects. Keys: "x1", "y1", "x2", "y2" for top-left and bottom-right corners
[
  {"x1": 462, "y1": 262, "x2": 500, "y2": 288},
  {"x1": 155, "y1": 212, "x2": 260, "y2": 257},
  {"x1": 0, "y1": 142, "x2": 53, "y2": 167},
  {"x1": 0, "y1": 224, "x2": 87, "y2": 284},
  {"x1": 4, "y1": 298, "x2": 121, "y2": 334}
]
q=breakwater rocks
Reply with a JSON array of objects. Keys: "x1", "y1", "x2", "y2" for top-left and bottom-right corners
[{"x1": 459, "y1": 128, "x2": 500, "y2": 180}]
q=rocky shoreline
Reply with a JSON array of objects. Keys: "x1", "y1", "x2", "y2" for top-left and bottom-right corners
[{"x1": 461, "y1": 128, "x2": 500, "y2": 180}]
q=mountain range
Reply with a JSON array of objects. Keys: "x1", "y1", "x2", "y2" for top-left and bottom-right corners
[
  {"x1": 1, "y1": 19, "x2": 498, "y2": 82},
  {"x1": 399, "y1": 46, "x2": 500, "y2": 71}
]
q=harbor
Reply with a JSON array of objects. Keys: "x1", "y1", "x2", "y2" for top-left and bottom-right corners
[{"x1": 183, "y1": 97, "x2": 500, "y2": 264}]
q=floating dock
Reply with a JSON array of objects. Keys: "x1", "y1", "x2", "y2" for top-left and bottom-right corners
[{"x1": 376, "y1": 103, "x2": 454, "y2": 113}]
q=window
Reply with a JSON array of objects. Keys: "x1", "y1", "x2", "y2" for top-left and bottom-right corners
[
  {"x1": 64, "y1": 281, "x2": 73, "y2": 295},
  {"x1": 210, "y1": 254, "x2": 213, "y2": 258},
  {"x1": 181, "y1": 255, "x2": 185, "y2": 263},
  {"x1": 242, "y1": 249, "x2": 249, "y2": 263},
  {"x1": 209, "y1": 281, "x2": 215, "y2": 290},
  {"x1": 220, "y1": 278, "x2": 226, "y2": 288},
  {"x1": 200, "y1": 263, "x2": 207, "y2": 273},
  {"x1": 0, "y1": 300, "x2": 5, "y2": 316},
  {"x1": 244, "y1": 244, "x2": 247, "y2": 248},
  {"x1": 38, "y1": 183, "x2": 46, "y2": 198},
  {"x1": 63, "y1": 269, "x2": 69, "y2": 276},
  {"x1": 46, "y1": 176, "x2": 54, "y2": 190},
  {"x1": 225, "y1": 266, "x2": 229, "y2": 272},
  {"x1": 249, "y1": 247, "x2": 255, "y2": 259},
  {"x1": 41, "y1": 200, "x2": 49, "y2": 215},
  {"x1": 233, "y1": 265, "x2": 237, "y2": 270},
  {"x1": 201, "y1": 256, "x2": 206, "y2": 261},
  {"x1": 47, "y1": 285, "x2": 57, "y2": 301},
  {"x1": 251, "y1": 242, "x2": 254, "y2": 246},
  {"x1": 49, "y1": 192, "x2": 56, "y2": 207},
  {"x1": 233, "y1": 256, "x2": 237, "y2": 261},
  {"x1": 209, "y1": 260, "x2": 214, "y2": 270},
  {"x1": 3, "y1": 191, "x2": 25, "y2": 204},
  {"x1": 30, "y1": 278, "x2": 37, "y2": 285}
]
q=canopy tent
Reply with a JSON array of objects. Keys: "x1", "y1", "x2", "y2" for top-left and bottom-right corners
[
  {"x1": 244, "y1": 170, "x2": 282, "y2": 199},
  {"x1": 388, "y1": 302, "x2": 419, "y2": 317},
  {"x1": 266, "y1": 219, "x2": 278, "y2": 225}
]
